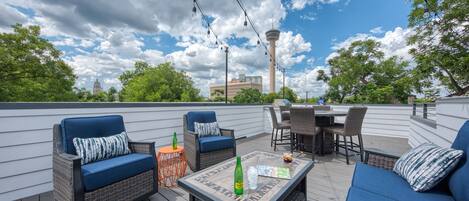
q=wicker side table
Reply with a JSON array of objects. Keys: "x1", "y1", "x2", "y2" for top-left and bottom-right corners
[{"x1": 157, "y1": 146, "x2": 187, "y2": 187}]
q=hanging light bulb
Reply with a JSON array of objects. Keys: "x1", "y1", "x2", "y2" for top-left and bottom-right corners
[
  {"x1": 243, "y1": 11, "x2": 248, "y2": 27},
  {"x1": 207, "y1": 29, "x2": 210, "y2": 35},
  {"x1": 192, "y1": 0, "x2": 197, "y2": 15},
  {"x1": 265, "y1": 52, "x2": 267, "y2": 55},
  {"x1": 215, "y1": 41, "x2": 218, "y2": 45},
  {"x1": 257, "y1": 40, "x2": 260, "y2": 45}
]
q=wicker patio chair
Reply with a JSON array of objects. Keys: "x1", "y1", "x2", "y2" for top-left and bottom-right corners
[
  {"x1": 290, "y1": 107, "x2": 321, "y2": 160},
  {"x1": 323, "y1": 107, "x2": 367, "y2": 164},
  {"x1": 312, "y1": 105, "x2": 331, "y2": 111},
  {"x1": 183, "y1": 111, "x2": 236, "y2": 171},
  {"x1": 52, "y1": 115, "x2": 158, "y2": 201},
  {"x1": 268, "y1": 107, "x2": 292, "y2": 151}
]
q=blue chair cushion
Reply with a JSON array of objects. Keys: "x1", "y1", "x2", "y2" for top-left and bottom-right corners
[
  {"x1": 81, "y1": 153, "x2": 155, "y2": 192},
  {"x1": 352, "y1": 163, "x2": 454, "y2": 201},
  {"x1": 199, "y1": 136, "x2": 234, "y2": 153},
  {"x1": 186, "y1": 111, "x2": 217, "y2": 132},
  {"x1": 448, "y1": 121, "x2": 469, "y2": 201},
  {"x1": 346, "y1": 187, "x2": 395, "y2": 201},
  {"x1": 61, "y1": 115, "x2": 126, "y2": 155}
]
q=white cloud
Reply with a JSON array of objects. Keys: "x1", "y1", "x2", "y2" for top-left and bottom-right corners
[
  {"x1": 370, "y1": 26, "x2": 384, "y2": 34},
  {"x1": 290, "y1": 0, "x2": 340, "y2": 10},
  {"x1": 327, "y1": 27, "x2": 414, "y2": 62}
]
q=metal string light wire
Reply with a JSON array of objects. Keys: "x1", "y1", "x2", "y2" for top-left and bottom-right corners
[
  {"x1": 234, "y1": 0, "x2": 286, "y2": 79},
  {"x1": 193, "y1": 0, "x2": 224, "y2": 47}
]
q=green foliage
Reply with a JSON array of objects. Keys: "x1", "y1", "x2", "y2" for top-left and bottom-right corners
[
  {"x1": 0, "y1": 24, "x2": 77, "y2": 101},
  {"x1": 319, "y1": 39, "x2": 414, "y2": 103},
  {"x1": 408, "y1": 0, "x2": 469, "y2": 96},
  {"x1": 278, "y1": 87, "x2": 298, "y2": 103},
  {"x1": 233, "y1": 88, "x2": 263, "y2": 104},
  {"x1": 75, "y1": 87, "x2": 118, "y2": 102},
  {"x1": 120, "y1": 62, "x2": 202, "y2": 102},
  {"x1": 262, "y1": 92, "x2": 279, "y2": 104}
]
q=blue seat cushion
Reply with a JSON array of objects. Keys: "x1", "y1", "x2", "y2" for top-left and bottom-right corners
[
  {"x1": 352, "y1": 163, "x2": 454, "y2": 201},
  {"x1": 186, "y1": 111, "x2": 217, "y2": 132},
  {"x1": 199, "y1": 136, "x2": 234, "y2": 153},
  {"x1": 346, "y1": 187, "x2": 395, "y2": 201},
  {"x1": 61, "y1": 115, "x2": 126, "y2": 155},
  {"x1": 81, "y1": 153, "x2": 155, "y2": 192},
  {"x1": 448, "y1": 121, "x2": 469, "y2": 201}
]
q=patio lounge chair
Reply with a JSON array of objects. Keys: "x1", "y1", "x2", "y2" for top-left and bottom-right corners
[
  {"x1": 347, "y1": 120, "x2": 469, "y2": 201},
  {"x1": 183, "y1": 111, "x2": 236, "y2": 171},
  {"x1": 52, "y1": 115, "x2": 158, "y2": 201}
]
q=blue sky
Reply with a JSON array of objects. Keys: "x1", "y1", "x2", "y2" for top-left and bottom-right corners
[{"x1": 0, "y1": 0, "x2": 415, "y2": 97}]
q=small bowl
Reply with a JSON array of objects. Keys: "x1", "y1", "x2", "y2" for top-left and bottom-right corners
[{"x1": 282, "y1": 153, "x2": 293, "y2": 163}]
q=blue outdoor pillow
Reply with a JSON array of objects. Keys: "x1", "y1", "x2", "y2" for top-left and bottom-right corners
[
  {"x1": 393, "y1": 143, "x2": 463, "y2": 192},
  {"x1": 73, "y1": 132, "x2": 131, "y2": 165}
]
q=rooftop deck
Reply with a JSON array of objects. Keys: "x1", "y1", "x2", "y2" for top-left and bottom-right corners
[
  {"x1": 19, "y1": 133, "x2": 409, "y2": 201},
  {"x1": 6, "y1": 97, "x2": 468, "y2": 201},
  {"x1": 148, "y1": 133, "x2": 409, "y2": 201}
]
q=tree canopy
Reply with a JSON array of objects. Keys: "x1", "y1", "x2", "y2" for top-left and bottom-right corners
[
  {"x1": 233, "y1": 88, "x2": 263, "y2": 104},
  {"x1": 0, "y1": 24, "x2": 77, "y2": 101},
  {"x1": 120, "y1": 62, "x2": 202, "y2": 102},
  {"x1": 318, "y1": 39, "x2": 414, "y2": 103},
  {"x1": 408, "y1": 0, "x2": 469, "y2": 96}
]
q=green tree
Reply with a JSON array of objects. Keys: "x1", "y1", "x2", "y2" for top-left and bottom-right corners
[
  {"x1": 233, "y1": 88, "x2": 263, "y2": 104},
  {"x1": 278, "y1": 87, "x2": 298, "y2": 103},
  {"x1": 107, "y1": 87, "x2": 118, "y2": 102},
  {"x1": 408, "y1": 0, "x2": 469, "y2": 96},
  {"x1": 318, "y1": 39, "x2": 414, "y2": 103},
  {"x1": 0, "y1": 24, "x2": 77, "y2": 101},
  {"x1": 120, "y1": 62, "x2": 202, "y2": 102},
  {"x1": 262, "y1": 92, "x2": 279, "y2": 103}
]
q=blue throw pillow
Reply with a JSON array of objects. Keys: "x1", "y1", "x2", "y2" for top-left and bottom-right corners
[
  {"x1": 393, "y1": 143, "x2": 463, "y2": 192},
  {"x1": 73, "y1": 132, "x2": 131, "y2": 165},
  {"x1": 194, "y1": 122, "x2": 221, "y2": 137}
]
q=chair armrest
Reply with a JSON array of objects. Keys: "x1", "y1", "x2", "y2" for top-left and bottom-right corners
[
  {"x1": 53, "y1": 152, "x2": 84, "y2": 201},
  {"x1": 129, "y1": 141, "x2": 155, "y2": 155},
  {"x1": 364, "y1": 149, "x2": 400, "y2": 170},
  {"x1": 220, "y1": 128, "x2": 234, "y2": 138}
]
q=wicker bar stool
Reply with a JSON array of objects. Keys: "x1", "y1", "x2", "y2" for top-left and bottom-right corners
[
  {"x1": 323, "y1": 107, "x2": 367, "y2": 164},
  {"x1": 290, "y1": 107, "x2": 321, "y2": 161},
  {"x1": 279, "y1": 106, "x2": 291, "y2": 123},
  {"x1": 268, "y1": 107, "x2": 291, "y2": 151}
]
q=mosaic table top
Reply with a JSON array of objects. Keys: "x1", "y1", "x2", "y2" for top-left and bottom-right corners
[{"x1": 178, "y1": 151, "x2": 314, "y2": 201}]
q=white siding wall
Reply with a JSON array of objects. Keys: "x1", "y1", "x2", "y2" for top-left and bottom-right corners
[
  {"x1": 0, "y1": 104, "x2": 265, "y2": 201},
  {"x1": 409, "y1": 97, "x2": 469, "y2": 148},
  {"x1": 264, "y1": 104, "x2": 412, "y2": 139}
]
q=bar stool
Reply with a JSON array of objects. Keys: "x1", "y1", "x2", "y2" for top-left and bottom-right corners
[
  {"x1": 323, "y1": 107, "x2": 367, "y2": 164},
  {"x1": 290, "y1": 107, "x2": 321, "y2": 161},
  {"x1": 268, "y1": 107, "x2": 291, "y2": 151}
]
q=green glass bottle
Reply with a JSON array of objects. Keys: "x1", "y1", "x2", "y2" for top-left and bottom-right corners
[
  {"x1": 234, "y1": 156, "x2": 244, "y2": 196},
  {"x1": 172, "y1": 132, "x2": 177, "y2": 150}
]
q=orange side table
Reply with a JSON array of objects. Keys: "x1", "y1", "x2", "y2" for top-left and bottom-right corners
[{"x1": 157, "y1": 146, "x2": 187, "y2": 187}]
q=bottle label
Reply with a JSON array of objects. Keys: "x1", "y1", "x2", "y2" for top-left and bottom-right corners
[{"x1": 235, "y1": 182, "x2": 243, "y2": 189}]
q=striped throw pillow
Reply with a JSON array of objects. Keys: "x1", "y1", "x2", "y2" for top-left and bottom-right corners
[
  {"x1": 73, "y1": 132, "x2": 131, "y2": 165},
  {"x1": 194, "y1": 122, "x2": 221, "y2": 137},
  {"x1": 393, "y1": 143, "x2": 463, "y2": 192}
]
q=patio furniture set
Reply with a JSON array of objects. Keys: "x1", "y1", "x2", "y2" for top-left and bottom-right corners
[
  {"x1": 269, "y1": 106, "x2": 367, "y2": 164},
  {"x1": 51, "y1": 108, "x2": 469, "y2": 201}
]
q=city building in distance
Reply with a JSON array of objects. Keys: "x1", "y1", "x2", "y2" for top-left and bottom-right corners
[{"x1": 209, "y1": 74, "x2": 262, "y2": 100}]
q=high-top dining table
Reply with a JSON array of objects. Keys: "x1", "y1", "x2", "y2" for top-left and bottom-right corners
[{"x1": 281, "y1": 109, "x2": 348, "y2": 154}]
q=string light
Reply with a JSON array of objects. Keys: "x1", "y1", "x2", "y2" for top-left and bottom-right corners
[
  {"x1": 192, "y1": 0, "x2": 197, "y2": 15},
  {"x1": 192, "y1": 0, "x2": 224, "y2": 48}
]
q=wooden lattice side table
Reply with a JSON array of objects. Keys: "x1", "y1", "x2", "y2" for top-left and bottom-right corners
[{"x1": 157, "y1": 146, "x2": 187, "y2": 187}]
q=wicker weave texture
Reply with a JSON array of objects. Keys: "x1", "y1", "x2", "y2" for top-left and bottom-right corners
[
  {"x1": 366, "y1": 152, "x2": 398, "y2": 170},
  {"x1": 199, "y1": 148, "x2": 235, "y2": 170},
  {"x1": 84, "y1": 170, "x2": 155, "y2": 201}
]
